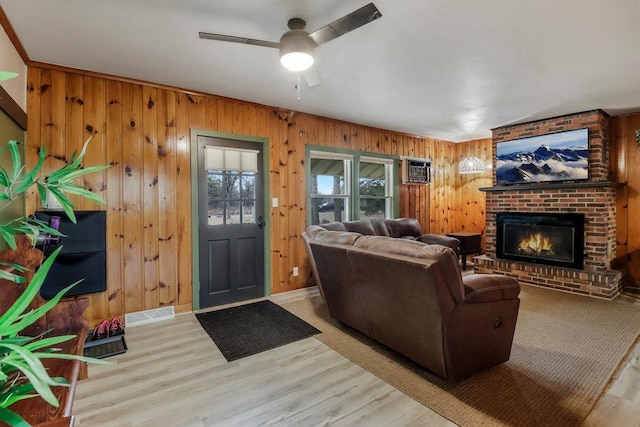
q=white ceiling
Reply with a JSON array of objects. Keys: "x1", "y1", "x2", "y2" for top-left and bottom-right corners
[{"x1": 2, "y1": 0, "x2": 640, "y2": 141}]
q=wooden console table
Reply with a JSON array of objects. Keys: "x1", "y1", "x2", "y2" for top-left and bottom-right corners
[
  {"x1": 0, "y1": 235, "x2": 88, "y2": 426},
  {"x1": 446, "y1": 232, "x2": 482, "y2": 270}
]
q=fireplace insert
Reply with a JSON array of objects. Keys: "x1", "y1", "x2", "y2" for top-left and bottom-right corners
[{"x1": 496, "y1": 212, "x2": 585, "y2": 269}]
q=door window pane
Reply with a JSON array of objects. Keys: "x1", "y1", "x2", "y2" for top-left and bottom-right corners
[
  {"x1": 241, "y1": 174, "x2": 256, "y2": 199},
  {"x1": 208, "y1": 200, "x2": 224, "y2": 225},
  {"x1": 207, "y1": 173, "x2": 224, "y2": 199},
  {"x1": 242, "y1": 201, "x2": 256, "y2": 224},
  {"x1": 225, "y1": 201, "x2": 241, "y2": 225},
  {"x1": 225, "y1": 173, "x2": 241, "y2": 199}
]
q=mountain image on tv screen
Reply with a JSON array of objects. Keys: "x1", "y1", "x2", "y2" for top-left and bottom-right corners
[{"x1": 496, "y1": 128, "x2": 589, "y2": 185}]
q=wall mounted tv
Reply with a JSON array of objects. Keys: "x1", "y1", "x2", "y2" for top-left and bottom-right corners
[{"x1": 496, "y1": 128, "x2": 589, "y2": 185}]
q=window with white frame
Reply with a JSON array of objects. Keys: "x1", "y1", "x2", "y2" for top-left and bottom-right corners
[
  {"x1": 308, "y1": 150, "x2": 395, "y2": 225},
  {"x1": 309, "y1": 151, "x2": 352, "y2": 225},
  {"x1": 358, "y1": 156, "x2": 394, "y2": 220}
]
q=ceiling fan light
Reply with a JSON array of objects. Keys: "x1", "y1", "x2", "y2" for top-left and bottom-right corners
[
  {"x1": 279, "y1": 30, "x2": 315, "y2": 71},
  {"x1": 280, "y1": 52, "x2": 314, "y2": 72}
]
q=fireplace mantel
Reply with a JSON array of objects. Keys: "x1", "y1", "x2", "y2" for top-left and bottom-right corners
[{"x1": 479, "y1": 181, "x2": 625, "y2": 192}]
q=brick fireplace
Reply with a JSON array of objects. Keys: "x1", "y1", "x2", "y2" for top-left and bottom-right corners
[{"x1": 475, "y1": 110, "x2": 623, "y2": 299}]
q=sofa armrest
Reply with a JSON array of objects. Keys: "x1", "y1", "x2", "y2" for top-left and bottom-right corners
[
  {"x1": 417, "y1": 234, "x2": 460, "y2": 251},
  {"x1": 462, "y1": 274, "x2": 520, "y2": 303}
]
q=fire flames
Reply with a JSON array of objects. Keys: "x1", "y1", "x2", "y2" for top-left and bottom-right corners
[{"x1": 518, "y1": 232, "x2": 554, "y2": 255}]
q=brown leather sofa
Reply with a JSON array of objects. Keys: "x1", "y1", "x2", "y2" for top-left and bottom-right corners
[{"x1": 302, "y1": 225, "x2": 521, "y2": 381}]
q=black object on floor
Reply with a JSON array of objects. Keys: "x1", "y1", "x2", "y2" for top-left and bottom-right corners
[
  {"x1": 84, "y1": 333, "x2": 127, "y2": 359},
  {"x1": 196, "y1": 300, "x2": 320, "y2": 362}
]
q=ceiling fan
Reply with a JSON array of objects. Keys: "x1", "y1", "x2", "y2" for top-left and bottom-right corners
[{"x1": 199, "y1": 2, "x2": 382, "y2": 87}]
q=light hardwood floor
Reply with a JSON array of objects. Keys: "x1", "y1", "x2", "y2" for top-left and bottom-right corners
[{"x1": 73, "y1": 289, "x2": 640, "y2": 427}]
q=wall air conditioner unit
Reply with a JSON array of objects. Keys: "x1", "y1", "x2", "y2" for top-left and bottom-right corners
[{"x1": 401, "y1": 157, "x2": 431, "y2": 184}]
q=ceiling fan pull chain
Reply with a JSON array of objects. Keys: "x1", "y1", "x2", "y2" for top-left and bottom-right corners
[{"x1": 296, "y1": 72, "x2": 301, "y2": 101}]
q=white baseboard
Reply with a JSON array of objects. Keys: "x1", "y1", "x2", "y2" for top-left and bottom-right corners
[{"x1": 125, "y1": 306, "x2": 175, "y2": 327}]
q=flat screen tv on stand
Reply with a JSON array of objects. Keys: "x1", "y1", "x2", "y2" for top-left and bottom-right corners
[{"x1": 495, "y1": 128, "x2": 589, "y2": 185}]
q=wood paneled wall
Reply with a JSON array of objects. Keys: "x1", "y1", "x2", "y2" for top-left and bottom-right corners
[
  {"x1": 26, "y1": 65, "x2": 479, "y2": 325},
  {"x1": 454, "y1": 138, "x2": 492, "y2": 247},
  {"x1": 610, "y1": 112, "x2": 640, "y2": 287}
]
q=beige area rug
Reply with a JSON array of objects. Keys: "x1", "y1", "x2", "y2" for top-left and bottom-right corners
[{"x1": 281, "y1": 285, "x2": 640, "y2": 426}]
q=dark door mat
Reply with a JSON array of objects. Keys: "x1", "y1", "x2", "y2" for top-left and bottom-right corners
[
  {"x1": 196, "y1": 300, "x2": 320, "y2": 362},
  {"x1": 84, "y1": 334, "x2": 127, "y2": 359}
]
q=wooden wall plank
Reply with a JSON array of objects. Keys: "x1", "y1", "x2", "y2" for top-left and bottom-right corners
[
  {"x1": 142, "y1": 86, "x2": 159, "y2": 310},
  {"x1": 121, "y1": 82, "x2": 144, "y2": 314},
  {"x1": 215, "y1": 98, "x2": 232, "y2": 133},
  {"x1": 175, "y1": 92, "x2": 192, "y2": 306},
  {"x1": 39, "y1": 69, "x2": 66, "y2": 183},
  {"x1": 105, "y1": 79, "x2": 124, "y2": 320},
  {"x1": 81, "y1": 76, "x2": 108, "y2": 323},
  {"x1": 205, "y1": 97, "x2": 218, "y2": 131},
  {"x1": 25, "y1": 67, "x2": 42, "y2": 214},
  {"x1": 610, "y1": 117, "x2": 628, "y2": 268},
  {"x1": 188, "y1": 94, "x2": 206, "y2": 131},
  {"x1": 64, "y1": 73, "x2": 84, "y2": 209},
  {"x1": 157, "y1": 89, "x2": 178, "y2": 307}
]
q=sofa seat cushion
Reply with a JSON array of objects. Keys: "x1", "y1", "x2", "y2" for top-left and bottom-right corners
[{"x1": 462, "y1": 274, "x2": 521, "y2": 303}]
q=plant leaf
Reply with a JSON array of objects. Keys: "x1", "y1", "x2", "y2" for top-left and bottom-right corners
[
  {"x1": 14, "y1": 146, "x2": 46, "y2": 194},
  {"x1": 0, "y1": 406, "x2": 30, "y2": 427},
  {"x1": 56, "y1": 164, "x2": 111, "y2": 184},
  {"x1": 43, "y1": 187, "x2": 76, "y2": 223},
  {"x1": 36, "y1": 182, "x2": 48, "y2": 207},
  {"x1": 8, "y1": 140, "x2": 21, "y2": 182}
]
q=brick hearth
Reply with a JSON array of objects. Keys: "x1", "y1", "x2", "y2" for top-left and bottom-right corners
[{"x1": 475, "y1": 110, "x2": 623, "y2": 299}]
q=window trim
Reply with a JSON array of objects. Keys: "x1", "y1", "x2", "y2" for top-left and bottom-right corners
[{"x1": 306, "y1": 145, "x2": 399, "y2": 226}]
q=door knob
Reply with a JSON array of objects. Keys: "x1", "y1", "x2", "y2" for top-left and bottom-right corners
[{"x1": 257, "y1": 216, "x2": 265, "y2": 227}]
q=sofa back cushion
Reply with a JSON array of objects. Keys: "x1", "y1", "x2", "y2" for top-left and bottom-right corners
[
  {"x1": 369, "y1": 218, "x2": 391, "y2": 236},
  {"x1": 318, "y1": 222, "x2": 347, "y2": 232},
  {"x1": 343, "y1": 220, "x2": 376, "y2": 235},
  {"x1": 354, "y1": 236, "x2": 464, "y2": 304},
  {"x1": 305, "y1": 225, "x2": 361, "y2": 245},
  {"x1": 384, "y1": 218, "x2": 423, "y2": 238}
]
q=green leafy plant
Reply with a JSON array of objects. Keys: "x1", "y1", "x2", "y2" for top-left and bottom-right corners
[{"x1": 0, "y1": 137, "x2": 110, "y2": 426}]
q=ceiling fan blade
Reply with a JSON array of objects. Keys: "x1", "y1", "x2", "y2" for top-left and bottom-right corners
[
  {"x1": 302, "y1": 66, "x2": 322, "y2": 87},
  {"x1": 198, "y1": 32, "x2": 279, "y2": 49},
  {"x1": 309, "y1": 3, "x2": 382, "y2": 46}
]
